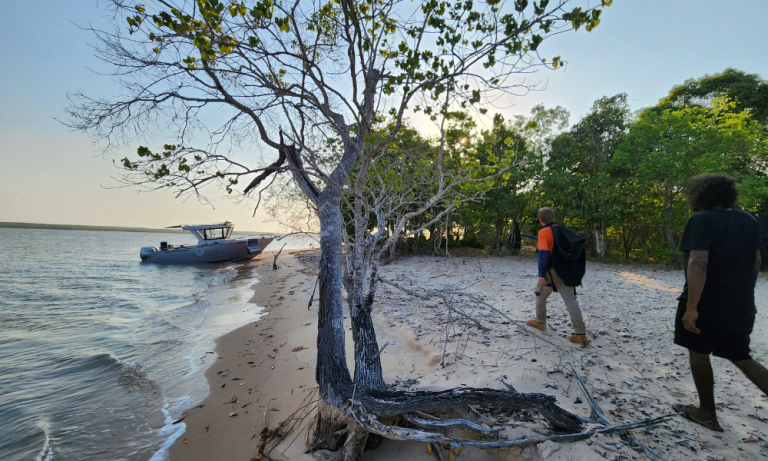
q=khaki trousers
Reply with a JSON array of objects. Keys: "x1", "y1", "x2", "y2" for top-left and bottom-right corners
[{"x1": 535, "y1": 269, "x2": 586, "y2": 335}]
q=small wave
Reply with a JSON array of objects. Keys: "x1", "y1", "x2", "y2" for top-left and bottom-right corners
[
  {"x1": 148, "y1": 403, "x2": 186, "y2": 461},
  {"x1": 181, "y1": 346, "x2": 199, "y2": 380},
  {"x1": 35, "y1": 418, "x2": 54, "y2": 461}
]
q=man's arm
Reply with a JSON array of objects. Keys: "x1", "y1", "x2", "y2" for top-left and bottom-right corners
[
  {"x1": 537, "y1": 227, "x2": 554, "y2": 286},
  {"x1": 683, "y1": 250, "x2": 709, "y2": 334}
]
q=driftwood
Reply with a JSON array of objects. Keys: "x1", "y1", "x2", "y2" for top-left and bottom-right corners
[
  {"x1": 359, "y1": 408, "x2": 676, "y2": 449},
  {"x1": 360, "y1": 388, "x2": 582, "y2": 431},
  {"x1": 272, "y1": 243, "x2": 287, "y2": 270}
]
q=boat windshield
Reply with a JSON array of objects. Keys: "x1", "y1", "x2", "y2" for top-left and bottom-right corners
[{"x1": 195, "y1": 228, "x2": 231, "y2": 240}]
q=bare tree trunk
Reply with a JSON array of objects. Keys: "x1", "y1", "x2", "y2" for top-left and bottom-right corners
[
  {"x1": 494, "y1": 218, "x2": 504, "y2": 252},
  {"x1": 592, "y1": 223, "x2": 606, "y2": 260},
  {"x1": 316, "y1": 190, "x2": 354, "y2": 403},
  {"x1": 351, "y1": 299, "x2": 386, "y2": 390},
  {"x1": 510, "y1": 219, "x2": 522, "y2": 255},
  {"x1": 662, "y1": 194, "x2": 680, "y2": 269}
]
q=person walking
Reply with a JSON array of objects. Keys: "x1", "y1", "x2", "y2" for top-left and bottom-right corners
[
  {"x1": 673, "y1": 173, "x2": 766, "y2": 432},
  {"x1": 526, "y1": 207, "x2": 590, "y2": 346}
]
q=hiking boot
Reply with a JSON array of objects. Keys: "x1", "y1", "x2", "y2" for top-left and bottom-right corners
[
  {"x1": 527, "y1": 320, "x2": 546, "y2": 331},
  {"x1": 569, "y1": 334, "x2": 590, "y2": 346}
]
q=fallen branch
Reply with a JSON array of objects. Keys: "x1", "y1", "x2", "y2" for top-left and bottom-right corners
[
  {"x1": 495, "y1": 377, "x2": 518, "y2": 393},
  {"x1": 404, "y1": 413, "x2": 500, "y2": 436},
  {"x1": 273, "y1": 243, "x2": 287, "y2": 270},
  {"x1": 307, "y1": 276, "x2": 319, "y2": 310},
  {"x1": 368, "y1": 342, "x2": 395, "y2": 364},
  {"x1": 441, "y1": 301, "x2": 454, "y2": 367},
  {"x1": 359, "y1": 410, "x2": 677, "y2": 449},
  {"x1": 571, "y1": 363, "x2": 673, "y2": 461},
  {"x1": 467, "y1": 404, "x2": 499, "y2": 426},
  {"x1": 360, "y1": 388, "x2": 582, "y2": 431},
  {"x1": 378, "y1": 277, "x2": 557, "y2": 348}
]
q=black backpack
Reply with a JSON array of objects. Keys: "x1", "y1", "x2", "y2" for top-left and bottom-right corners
[{"x1": 549, "y1": 226, "x2": 587, "y2": 287}]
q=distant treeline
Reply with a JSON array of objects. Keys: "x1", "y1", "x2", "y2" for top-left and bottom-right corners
[
  {"x1": 0, "y1": 222, "x2": 269, "y2": 236},
  {"x1": 0, "y1": 222, "x2": 187, "y2": 234}
]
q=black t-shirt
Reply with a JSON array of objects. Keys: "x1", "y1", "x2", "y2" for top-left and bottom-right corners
[{"x1": 679, "y1": 209, "x2": 762, "y2": 327}]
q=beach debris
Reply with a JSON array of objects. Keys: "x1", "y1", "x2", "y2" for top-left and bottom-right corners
[
  {"x1": 292, "y1": 346, "x2": 307, "y2": 352},
  {"x1": 203, "y1": 425, "x2": 209, "y2": 433},
  {"x1": 448, "y1": 447, "x2": 463, "y2": 460},
  {"x1": 183, "y1": 438, "x2": 188, "y2": 444},
  {"x1": 596, "y1": 442, "x2": 617, "y2": 452},
  {"x1": 368, "y1": 342, "x2": 395, "y2": 364},
  {"x1": 272, "y1": 243, "x2": 287, "y2": 270}
]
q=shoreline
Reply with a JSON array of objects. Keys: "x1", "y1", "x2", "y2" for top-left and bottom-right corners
[
  {"x1": 171, "y1": 251, "x2": 768, "y2": 461},
  {"x1": 168, "y1": 250, "x2": 321, "y2": 461}
]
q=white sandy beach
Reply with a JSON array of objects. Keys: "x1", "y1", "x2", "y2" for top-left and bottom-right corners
[{"x1": 170, "y1": 250, "x2": 768, "y2": 461}]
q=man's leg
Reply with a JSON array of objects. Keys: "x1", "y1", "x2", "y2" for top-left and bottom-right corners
[
  {"x1": 683, "y1": 350, "x2": 723, "y2": 431},
  {"x1": 530, "y1": 285, "x2": 553, "y2": 330},
  {"x1": 731, "y1": 359, "x2": 768, "y2": 396},
  {"x1": 556, "y1": 285, "x2": 586, "y2": 335}
]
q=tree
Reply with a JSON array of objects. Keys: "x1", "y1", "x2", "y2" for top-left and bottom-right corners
[
  {"x1": 543, "y1": 94, "x2": 630, "y2": 259},
  {"x1": 617, "y1": 98, "x2": 768, "y2": 268},
  {"x1": 660, "y1": 68, "x2": 768, "y2": 125},
  {"x1": 68, "y1": 0, "x2": 610, "y2": 458}
]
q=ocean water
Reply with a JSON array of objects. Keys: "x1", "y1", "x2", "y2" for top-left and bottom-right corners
[{"x1": 0, "y1": 228, "x2": 312, "y2": 461}]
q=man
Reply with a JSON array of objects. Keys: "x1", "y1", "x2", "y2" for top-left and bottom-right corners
[
  {"x1": 673, "y1": 173, "x2": 766, "y2": 432},
  {"x1": 527, "y1": 207, "x2": 589, "y2": 346}
]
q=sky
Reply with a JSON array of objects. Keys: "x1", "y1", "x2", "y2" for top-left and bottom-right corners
[{"x1": 1, "y1": 0, "x2": 767, "y2": 232}]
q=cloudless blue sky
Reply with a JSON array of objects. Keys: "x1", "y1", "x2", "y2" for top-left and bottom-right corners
[{"x1": 1, "y1": 1, "x2": 767, "y2": 229}]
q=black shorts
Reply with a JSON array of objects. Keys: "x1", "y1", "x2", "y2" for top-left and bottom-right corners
[{"x1": 673, "y1": 299, "x2": 755, "y2": 361}]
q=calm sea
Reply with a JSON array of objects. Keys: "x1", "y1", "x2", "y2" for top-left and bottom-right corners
[{"x1": 0, "y1": 228, "x2": 311, "y2": 461}]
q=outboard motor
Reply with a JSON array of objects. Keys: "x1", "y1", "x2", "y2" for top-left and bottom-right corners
[{"x1": 140, "y1": 247, "x2": 157, "y2": 262}]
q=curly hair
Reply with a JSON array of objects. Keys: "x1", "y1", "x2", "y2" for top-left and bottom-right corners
[{"x1": 685, "y1": 173, "x2": 738, "y2": 212}]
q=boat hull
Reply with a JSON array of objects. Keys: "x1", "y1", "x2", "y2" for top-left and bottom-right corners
[{"x1": 141, "y1": 238, "x2": 273, "y2": 264}]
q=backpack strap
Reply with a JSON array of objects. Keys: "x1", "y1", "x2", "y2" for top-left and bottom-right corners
[{"x1": 547, "y1": 268, "x2": 558, "y2": 293}]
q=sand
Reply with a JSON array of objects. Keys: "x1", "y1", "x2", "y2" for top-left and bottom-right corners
[{"x1": 170, "y1": 250, "x2": 768, "y2": 461}]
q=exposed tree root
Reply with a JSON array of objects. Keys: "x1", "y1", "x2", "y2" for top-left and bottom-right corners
[
  {"x1": 359, "y1": 387, "x2": 583, "y2": 431},
  {"x1": 259, "y1": 384, "x2": 675, "y2": 460},
  {"x1": 404, "y1": 413, "x2": 500, "y2": 436},
  {"x1": 255, "y1": 388, "x2": 319, "y2": 460},
  {"x1": 357, "y1": 407, "x2": 677, "y2": 449}
]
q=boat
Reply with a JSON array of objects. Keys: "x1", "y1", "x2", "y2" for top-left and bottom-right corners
[{"x1": 139, "y1": 222, "x2": 274, "y2": 264}]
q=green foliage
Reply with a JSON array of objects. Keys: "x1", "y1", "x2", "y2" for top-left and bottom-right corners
[{"x1": 660, "y1": 68, "x2": 768, "y2": 124}]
